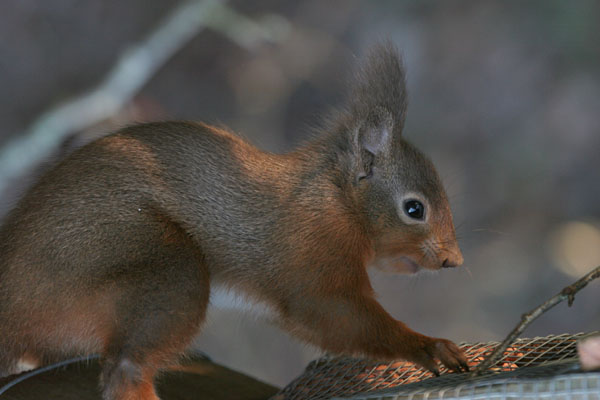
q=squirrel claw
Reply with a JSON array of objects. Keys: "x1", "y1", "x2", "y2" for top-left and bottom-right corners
[{"x1": 428, "y1": 337, "x2": 469, "y2": 375}]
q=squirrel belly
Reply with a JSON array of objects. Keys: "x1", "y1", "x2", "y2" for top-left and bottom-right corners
[{"x1": 0, "y1": 43, "x2": 468, "y2": 400}]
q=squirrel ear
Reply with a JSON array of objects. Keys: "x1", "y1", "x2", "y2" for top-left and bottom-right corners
[
  {"x1": 336, "y1": 42, "x2": 408, "y2": 181},
  {"x1": 355, "y1": 113, "x2": 393, "y2": 180},
  {"x1": 359, "y1": 111, "x2": 393, "y2": 155},
  {"x1": 349, "y1": 42, "x2": 408, "y2": 139}
]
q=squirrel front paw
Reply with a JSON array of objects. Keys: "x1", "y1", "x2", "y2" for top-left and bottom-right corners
[{"x1": 408, "y1": 335, "x2": 469, "y2": 376}]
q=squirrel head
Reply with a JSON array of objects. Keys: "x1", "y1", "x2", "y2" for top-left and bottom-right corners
[{"x1": 332, "y1": 43, "x2": 463, "y2": 273}]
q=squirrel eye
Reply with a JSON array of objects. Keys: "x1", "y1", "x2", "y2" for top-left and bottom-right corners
[{"x1": 404, "y1": 200, "x2": 425, "y2": 220}]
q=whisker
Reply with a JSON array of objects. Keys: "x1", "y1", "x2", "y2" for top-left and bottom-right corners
[
  {"x1": 416, "y1": 249, "x2": 429, "y2": 268},
  {"x1": 462, "y1": 265, "x2": 474, "y2": 280},
  {"x1": 431, "y1": 238, "x2": 459, "y2": 247},
  {"x1": 454, "y1": 221, "x2": 466, "y2": 231},
  {"x1": 471, "y1": 227, "x2": 508, "y2": 235}
]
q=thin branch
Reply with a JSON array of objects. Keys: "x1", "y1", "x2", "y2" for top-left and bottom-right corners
[
  {"x1": 471, "y1": 264, "x2": 600, "y2": 376},
  {"x1": 0, "y1": 0, "x2": 288, "y2": 196}
]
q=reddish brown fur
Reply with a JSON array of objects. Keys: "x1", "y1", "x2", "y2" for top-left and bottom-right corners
[{"x1": 0, "y1": 44, "x2": 467, "y2": 399}]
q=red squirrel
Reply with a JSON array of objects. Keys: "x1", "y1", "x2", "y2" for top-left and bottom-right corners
[{"x1": 0, "y1": 44, "x2": 468, "y2": 399}]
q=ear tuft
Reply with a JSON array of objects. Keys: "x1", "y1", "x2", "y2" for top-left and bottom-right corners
[
  {"x1": 349, "y1": 42, "x2": 408, "y2": 137},
  {"x1": 333, "y1": 42, "x2": 408, "y2": 183}
]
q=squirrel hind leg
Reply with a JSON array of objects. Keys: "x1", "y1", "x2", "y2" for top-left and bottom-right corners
[
  {"x1": 0, "y1": 354, "x2": 17, "y2": 378},
  {"x1": 100, "y1": 358, "x2": 159, "y2": 400},
  {"x1": 0, "y1": 356, "x2": 38, "y2": 378},
  {"x1": 0, "y1": 345, "x2": 14, "y2": 378},
  {"x1": 100, "y1": 245, "x2": 210, "y2": 400},
  {"x1": 100, "y1": 294, "x2": 208, "y2": 400},
  {"x1": 13, "y1": 354, "x2": 40, "y2": 375},
  {"x1": 0, "y1": 338, "x2": 36, "y2": 378}
]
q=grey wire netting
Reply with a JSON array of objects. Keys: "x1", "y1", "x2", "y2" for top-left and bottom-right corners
[
  {"x1": 272, "y1": 332, "x2": 600, "y2": 400},
  {"x1": 341, "y1": 361, "x2": 600, "y2": 400}
]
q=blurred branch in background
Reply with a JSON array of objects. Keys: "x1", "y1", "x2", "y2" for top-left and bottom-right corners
[{"x1": 0, "y1": 0, "x2": 289, "y2": 196}]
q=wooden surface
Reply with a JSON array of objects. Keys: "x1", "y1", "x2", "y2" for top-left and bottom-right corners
[{"x1": 0, "y1": 355, "x2": 279, "y2": 400}]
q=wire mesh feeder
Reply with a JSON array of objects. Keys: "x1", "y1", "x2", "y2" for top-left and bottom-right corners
[{"x1": 272, "y1": 332, "x2": 600, "y2": 400}]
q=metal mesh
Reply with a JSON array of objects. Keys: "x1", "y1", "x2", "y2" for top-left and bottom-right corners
[
  {"x1": 272, "y1": 332, "x2": 599, "y2": 400},
  {"x1": 342, "y1": 361, "x2": 600, "y2": 400}
]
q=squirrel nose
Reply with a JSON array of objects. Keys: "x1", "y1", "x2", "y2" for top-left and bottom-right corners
[
  {"x1": 441, "y1": 258, "x2": 457, "y2": 268},
  {"x1": 441, "y1": 251, "x2": 464, "y2": 269}
]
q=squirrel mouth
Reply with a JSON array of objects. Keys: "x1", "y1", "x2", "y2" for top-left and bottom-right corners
[
  {"x1": 394, "y1": 256, "x2": 421, "y2": 274},
  {"x1": 369, "y1": 255, "x2": 422, "y2": 274}
]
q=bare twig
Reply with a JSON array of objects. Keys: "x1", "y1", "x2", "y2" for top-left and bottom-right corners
[
  {"x1": 0, "y1": 0, "x2": 288, "y2": 196},
  {"x1": 471, "y1": 264, "x2": 600, "y2": 376}
]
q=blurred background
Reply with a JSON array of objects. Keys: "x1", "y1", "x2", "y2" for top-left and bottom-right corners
[{"x1": 1, "y1": 0, "x2": 599, "y2": 388}]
